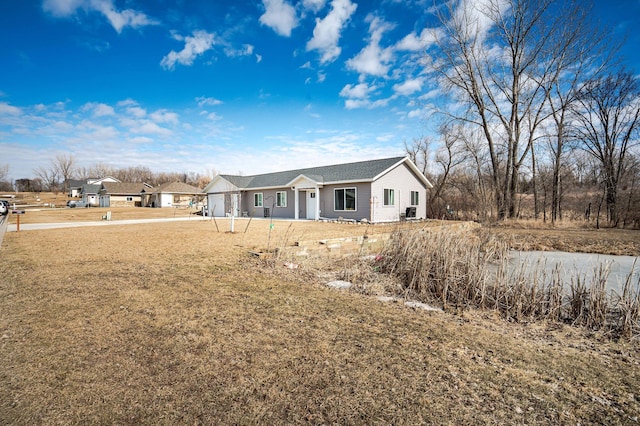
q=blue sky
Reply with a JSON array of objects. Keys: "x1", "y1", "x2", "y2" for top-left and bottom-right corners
[{"x1": 1, "y1": 0, "x2": 639, "y2": 181}]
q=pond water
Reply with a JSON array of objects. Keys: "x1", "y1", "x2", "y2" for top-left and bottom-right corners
[{"x1": 510, "y1": 251, "x2": 640, "y2": 294}]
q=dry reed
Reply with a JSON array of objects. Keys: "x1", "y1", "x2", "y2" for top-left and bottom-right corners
[{"x1": 359, "y1": 228, "x2": 640, "y2": 339}]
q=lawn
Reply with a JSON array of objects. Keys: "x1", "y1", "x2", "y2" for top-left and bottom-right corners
[{"x1": 0, "y1": 217, "x2": 638, "y2": 424}]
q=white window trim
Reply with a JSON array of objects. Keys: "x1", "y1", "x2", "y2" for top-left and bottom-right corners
[
  {"x1": 383, "y1": 188, "x2": 395, "y2": 206},
  {"x1": 254, "y1": 193, "x2": 263, "y2": 207},
  {"x1": 410, "y1": 191, "x2": 419, "y2": 206},
  {"x1": 276, "y1": 191, "x2": 287, "y2": 207},
  {"x1": 334, "y1": 187, "x2": 357, "y2": 211}
]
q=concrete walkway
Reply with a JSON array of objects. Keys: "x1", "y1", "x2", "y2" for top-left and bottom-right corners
[{"x1": 5, "y1": 215, "x2": 212, "y2": 232}]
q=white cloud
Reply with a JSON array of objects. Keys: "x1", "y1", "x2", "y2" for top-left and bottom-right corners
[
  {"x1": 43, "y1": 0, "x2": 158, "y2": 33},
  {"x1": 150, "y1": 109, "x2": 179, "y2": 125},
  {"x1": 120, "y1": 118, "x2": 172, "y2": 137},
  {"x1": 344, "y1": 96, "x2": 391, "y2": 110},
  {"x1": 396, "y1": 28, "x2": 440, "y2": 52},
  {"x1": 127, "y1": 106, "x2": 147, "y2": 118},
  {"x1": 196, "y1": 97, "x2": 223, "y2": 107},
  {"x1": 0, "y1": 102, "x2": 23, "y2": 116},
  {"x1": 42, "y1": 0, "x2": 84, "y2": 17},
  {"x1": 134, "y1": 121, "x2": 172, "y2": 137},
  {"x1": 117, "y1": 98, "x2": 138, "y2": 108},
  {"x1": 128, "y1": 136, "x2": 153, "y2": 144},
  {"x1": 207, "y1": 112, "x2": 223, "y2": 121},
  {"x1": 408, "y1": 108, "x2": 426, "y2": 119},
  {"x1": 339, "y1": 83, "x2": 375, "y2": 99},
  {"x1": 82, "y1": 102, "x2": 115, "y2": 117},
  {"x1": 303, "y1": 0, "x2": 326, "y2": 12},
  {"x1": 346, "y1": 16, "x2": 395, "y2": 77},
  {"x1": 259, "y1": 0, "x2": 298, "y2": 37},
  {"x1": 306, "y1": 0, "x2": 357, "y2": 64},
  {"x1": 224, "y1": 44, "x2": 255, "y2": 58},
  {"x1": 161, "y1": 30, "x2": 216, "y2": 70},
  {"x1": 393, "y1": 78, "x2": 424, "y2": 96}
]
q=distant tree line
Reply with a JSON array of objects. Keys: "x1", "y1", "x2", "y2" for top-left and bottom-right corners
[
  {"x1": 8, "y1": 155, "x2": 215, "y2": 194},
  {"x1": 408, "y1": 0, "x2": 640, "y2": 228}
]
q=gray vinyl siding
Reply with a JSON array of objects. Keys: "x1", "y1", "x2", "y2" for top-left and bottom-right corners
[
  {"x1": 243, "y1": 189, "x2": 295, "y2": 218},
  {"x1": 320, "y1": 183, "x2": 371, "y2": 221}
]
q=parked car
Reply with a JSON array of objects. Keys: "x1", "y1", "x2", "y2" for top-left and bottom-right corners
[
  {"x1": 67, "y1": 200, "x2": 88, "y2": 208},
  {"x1": 0, "y1": 200, "x2": 9, "y2": 216}
]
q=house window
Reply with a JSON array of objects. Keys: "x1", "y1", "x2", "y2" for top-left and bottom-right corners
[
  {"x1": 334, "y1": 188, "x2": 356, "y2": 211},
  {"x1": 126, "y1": 196, "x2": 134, "y2": 202},
  {"x1": 384, "y1": 188, "x2": 395, "y2": 206},
  {"x1": 254, "y1": 193, "x2": 263, "y2": 207},
  {"x1": 410, "y1": 191, "x2": 419, "y2": 206},
  {"x1": 276, "y1": 191, "x2": 287, "y2": 207}
]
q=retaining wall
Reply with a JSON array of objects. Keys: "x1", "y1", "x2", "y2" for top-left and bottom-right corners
[{"x1": 278, "y1": 221, "x2": 480, "y2": 258}]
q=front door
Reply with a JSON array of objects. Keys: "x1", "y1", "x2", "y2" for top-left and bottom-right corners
[{"x1": 306, "y1": 190, "x2": 316, "y2": 219}]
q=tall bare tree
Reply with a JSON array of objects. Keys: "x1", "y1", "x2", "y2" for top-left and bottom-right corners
[
  {"x1": 33, "y1": 165, "x2": 59, "y2": 192},
  {"x1": 571, "y1": 70, "x2": 640, "y2": 226},
  {"x1": 53, "y1": 154, "x2": 76, "y2": 193},
  {"x1": 0, "y1": 164, "x2": 9, "y2": 183},
  {"x1": 427, "y1": 0, "x2": 595, "y2": 219},
  {"x1": 404, "y1": 136, "x2": 431, "y2": 177},
  {"x1": 542, "y1": 2, "x2": 614, "y2": 223}
]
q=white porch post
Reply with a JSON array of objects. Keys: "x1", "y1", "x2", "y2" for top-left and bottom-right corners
[
  {"x1": 314, "y1": 184, "x2": 320, "y2": 220},
  {"x1": 294, "y1": 187, "x2": 299, "y2": 220}
]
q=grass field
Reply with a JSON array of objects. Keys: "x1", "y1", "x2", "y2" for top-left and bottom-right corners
[{"x1": 1, "y1": 210, "x2": 639, "y2": 423}]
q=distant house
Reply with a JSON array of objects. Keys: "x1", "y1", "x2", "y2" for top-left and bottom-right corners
[
  {"x1": 142, "y1": 182, "x2": 204, "y2": 208},
  {"x1": 68, "y1": 176, "x2": 120, "y2": 198},
  {"x1": 203, "y1": 156, "x2": 432, "y2": 222},
  {"x1": 87, "y1": 176, "x2": 120, "y2": 185},
  {"x1": 99, "y1": 182, "x2": 153, "y2": 207},
  {"x1": 67, "y1": 179, "x2": 86, "y2": 197},
  {"x1": 79, "y1": 184, "x2": 102, "y2": 207}
]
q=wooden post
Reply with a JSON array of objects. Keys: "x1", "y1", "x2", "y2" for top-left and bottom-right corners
[{"x1": 16, "y1": 214, "x2": 20, "y2": 232}]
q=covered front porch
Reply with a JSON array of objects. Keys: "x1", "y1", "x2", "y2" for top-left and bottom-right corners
[{"x1": 288, "y1": 175, "x2": 323, "y2": 220}]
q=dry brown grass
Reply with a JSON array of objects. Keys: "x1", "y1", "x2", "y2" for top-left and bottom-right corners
[
  {"x1": 490, "y1": 225, "x2": 640, "y2": 256},
  {"x1": 1, "y1": 219, "x2": 639, "y2": 424}
]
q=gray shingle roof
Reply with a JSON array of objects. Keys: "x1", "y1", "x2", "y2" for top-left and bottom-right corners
[
  {"x1": 101, "y1": 182, "x2": 150, "y2": 195},
  {"x1": 220, "y1": 156, "x2": 406, "y2": 189},
  {"x1": 80, "y1": 184, "x2": 102, "y2": 194}
]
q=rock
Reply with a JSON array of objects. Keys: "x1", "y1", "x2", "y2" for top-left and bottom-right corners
[
  {"x1": 326, "y1": 280, "x2": 352, "y2": 289},
  {"x1": 404, "y1": 301, "x2": 443, "y2": 312}
]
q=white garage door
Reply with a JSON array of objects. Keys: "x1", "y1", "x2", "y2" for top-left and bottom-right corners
[{"x1": 208, "y1": 194, "x2": 225, "y2": 216}]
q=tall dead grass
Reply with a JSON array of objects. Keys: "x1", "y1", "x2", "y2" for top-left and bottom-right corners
[{"x1": 365, "y1": 228, "x2": 640, "y2": 339}]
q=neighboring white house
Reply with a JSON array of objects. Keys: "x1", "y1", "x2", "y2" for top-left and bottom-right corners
[
  {"x1": 203, "y1": 156, "x2": 432, "y2": 222},
  {"x1": 68, "y1": 176, "x2": 120, "y2": 197}
]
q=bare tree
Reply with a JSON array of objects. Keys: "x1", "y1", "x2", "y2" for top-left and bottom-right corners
[
  {"x1": 53, "y1": 154, "x2": 76, "y2": 193},
  {"x1": 0, "y1": 163, "x2": 8, "y2": 182},
  {"x1": 33, "y1": 165, "x2": 60, "y2": 192},
  {"x1": 427, "y1": 0, "x2": 594, "y2": 220},
  {"x1": 404, "y1": 136, "x2": 431, "y2": 177},
  {"x1": 542, "y1": 3, "x2": 614, "y2": 223},
  {"x1": 571, "y1": 70, "x2": 640, "y2": 226}
]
